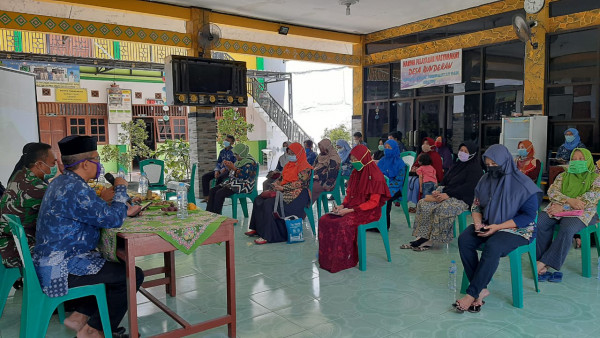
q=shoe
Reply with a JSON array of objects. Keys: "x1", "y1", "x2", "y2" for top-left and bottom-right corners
[
  {"x1": 549, "y1": 271, "x2": 563, "y2": 283},
  {"x1": 537, "y1": 271, "x2": 552, "y2": 282},
  {"x1": 244, "y1": 230, "x2": 258, "y2": 237},
  {"x1": 254, "y1": 237, "x2": 268, "y2": 245}
]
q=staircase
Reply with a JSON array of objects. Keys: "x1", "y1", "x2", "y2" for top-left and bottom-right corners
[{"x1": 212, "y1": 51, "x2": 311, "y2": 143}]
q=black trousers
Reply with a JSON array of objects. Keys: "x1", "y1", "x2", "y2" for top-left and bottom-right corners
[
  {"x1": 206, "y1": 186, "x2": 235, "y2": 215},
  {"x1": 68, "y1": 261, "x2": 144, "y2": 332},
  {"x1": 201, "y1": 171, "x2": 229, "y2": 197},
  {"x1": 386, "y1": 190, "x2": 403, "y2": 229}
]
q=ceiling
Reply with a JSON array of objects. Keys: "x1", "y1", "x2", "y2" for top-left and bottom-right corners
[{"x1": 149, "y1": 0, "x2": 497, "y2": 35}]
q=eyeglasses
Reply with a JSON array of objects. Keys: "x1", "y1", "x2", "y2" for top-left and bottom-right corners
[{"x1": 88, "y1": 156, "x2": 101, "y2": 162}]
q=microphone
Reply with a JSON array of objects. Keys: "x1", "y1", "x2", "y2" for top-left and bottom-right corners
[{"x1": 104, "y1": 173, "x2": 133, "y2": 205}]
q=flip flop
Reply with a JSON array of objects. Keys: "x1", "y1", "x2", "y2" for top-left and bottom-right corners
[
  {"x1": 549, "y1": 271, "x2": 563, "y2": 283},
  {"x1": 451, "y1": 301, "x2": 467, "y2": 314},
  {"x1": 537, "y1": 271, "x2": 552, "y2": 282},
  {"x1": 468, "y1": 301, "x2": 485, "y2": 313},
  {"x1": 412, "y1": 245, "x2": 431, "y2": 251}
]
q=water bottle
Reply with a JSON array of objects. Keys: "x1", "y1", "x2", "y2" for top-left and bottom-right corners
[
  {"x1": 118, "y1": 169, "x2": 126, "y2": 179},
  {"x1": 176, "y1": 183, "x2": 188, "y2": 219},
  {"x1": 597, "y1": 257, "x2": 600, "y2": 280},
  {"x1": 448, "y1": 260, "x2": 457, "y2": 290},
  {"x1": 98, "y1": 165, "x2": 106, "y2": 183},
  {"x1": 139, "y1": 173, "x2": 149, "y2": 195}
]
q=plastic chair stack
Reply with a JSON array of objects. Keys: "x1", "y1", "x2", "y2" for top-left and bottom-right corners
[
  {"x1": 399, "y1": 151, "x2": 416, "y2": 227},
  {"x1": 3, "y1": 214, "x2": 112, "y2": 337}
]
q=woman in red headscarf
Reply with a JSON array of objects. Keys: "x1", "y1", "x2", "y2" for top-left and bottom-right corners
[
  {"x1": 411, "y1": 137, "x2": 444, "y2": 182},
  {"x1": 318, "y1": 145, "x2": 391, "y2": 273},
  {"x1": 515, "y1": 140, "x2": 541, "y2": 182},
  {"x1": 246, "y1": 143, "x2": 312, "y2": 244}
]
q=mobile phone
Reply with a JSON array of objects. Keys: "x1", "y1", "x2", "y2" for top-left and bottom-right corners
[{"x1": 477, "y1": 227, "x2": 490, "y2": 233}]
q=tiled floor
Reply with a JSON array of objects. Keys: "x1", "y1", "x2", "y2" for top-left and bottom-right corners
[{"x1": 3, "y1": 195, "x2": 600, "y2": 337}]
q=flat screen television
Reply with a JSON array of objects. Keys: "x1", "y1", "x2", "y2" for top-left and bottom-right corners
[{"x1": 165, "y1": 55, "x2": 247, "y2": 107}]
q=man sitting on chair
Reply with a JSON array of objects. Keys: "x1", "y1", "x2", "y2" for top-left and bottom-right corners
[
  {"x1": 33, "y1": 135, "x2": 144, "y2": 338},
  {"x1": 201, "y1": 135, "x2": 236, "y2": 202}
]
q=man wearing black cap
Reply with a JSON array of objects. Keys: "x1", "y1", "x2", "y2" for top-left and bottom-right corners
[{"x1": 34, "y1": 135, "x2": 143, "y2": 338}]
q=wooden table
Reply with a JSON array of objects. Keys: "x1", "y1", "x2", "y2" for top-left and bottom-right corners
[{"x1": 115, "y1": 218, "x2": 237, "y2": 338}]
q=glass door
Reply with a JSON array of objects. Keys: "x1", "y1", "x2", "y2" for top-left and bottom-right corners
[
  {"x1": 390, "y1": 101, "x2": 413, "y2": 149},
  {"x1": 415, "y1": 98, "x2": 444, "y2": 146}
]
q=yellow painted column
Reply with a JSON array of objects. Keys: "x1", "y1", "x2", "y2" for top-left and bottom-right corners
[
  {"x1": 352, "y1": 39, "x2": 364, "y2": 117},
  {"x1": 186, "y1": 8, "x2": 209, "y2": 57},
  {"x1": 523, "y1": 5, "x2": 549, "y2": 113}
]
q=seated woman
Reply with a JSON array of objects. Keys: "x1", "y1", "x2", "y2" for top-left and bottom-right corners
[
  {"x1": 556, "y1": 128, "x2": 585, "y2": 163},
  {"x1": 1, "y1": 143, "x2": 56, "y2": 268},
  {"x1": 263, "y1": 141, "x2": 290, "y2": 191},
  {"x1": 434, "y1": 136, "x2": 453, "y2": 173},
  {"x1": 318, "y1": 145, "x2": 391, "y2": 273},
  {"x1": 536, "y1": 148, "x2": 600, "y2": 280},
  {"x1": 336, "y1": 139, "x2": 353, "y2": 177},
  {"x1": 515, "y1": 140, "x2": 541, "y2": 182},
  {"x1": 402, "y1": 142, "x2": 483, "y2": 251},
  {"x1": 455, "y1": 144, "x2": 541, "y2": 313},
  {"x1": 372, "y1": 137, "x2": 387, "y2": 161},
  {"x1": 246, "y1": 143, "x2": 312, "y2": 244},
  {"x1": 206, "y1": 144, "x2": 258, "y2": 215},
  {"x1": 311, "y1": 139, "x2": 341, "y2": 204},
  {"x1": 377, "y1": 139, "x2": 406, "y2": 230},
  {"x1": 407, "y1": 137, "x2": 444, "y2": 210}
]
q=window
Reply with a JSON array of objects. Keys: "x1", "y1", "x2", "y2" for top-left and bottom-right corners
[
  {"x1": 484, "y1": 42, "x2": 524, "y2": 90},
  {"x1": 365, "y1": 65, "x2": 390, "y2": 101},
  {"x1": 550, "y1": 0, "x2": 600, "y2": 17},
  {"x1": 90, "y1": 118, "x2": 106, "y2": 143},
  {"x1": 69, "y1": 118, "x2": 86, "y2": 135},
  {"x1": 483, "y1": 91, "x2": 523, "y2": 121},
  {"x1": 446, "y1": 94, "x2": 480, "y2": 151},
  {"x1": 157, "y1": 120, "x2": 172, "y2": 141},
  {"x1": 548, "y1": 29, "x2": 599, "y2": 85},
  {"x1": 172, "y1": 118, "x2": 186, "y2": 140}
]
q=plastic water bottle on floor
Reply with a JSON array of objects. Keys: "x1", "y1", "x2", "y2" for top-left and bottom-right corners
[
  {"x1": 138, "y1": 172, "x2": 149, "y2": 195},
  {"x1": 176, "y1": 183, "x2": 188, "y2": 219},
  {"x1": 448, "y1": 260, "x2": 457, "y2": 290}
]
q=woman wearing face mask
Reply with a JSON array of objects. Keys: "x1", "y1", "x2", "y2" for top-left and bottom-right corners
[
  {"x1": 0, "y1": 143, "x2": 57, "y2": 268},
  {"x1": 263, "y1": 141, "x2": 290, "y2": 191},
  {"x1": 372, "y1": 137, "x2": 387, "y2": 161},
  {"x1": 515, "y1": 140, "x2": 541, "y2": 182},
  {"x1": 336, "y1": 139, "x2": 353, "y2": 177},
  {"x1": 246, "y1": 143, "x2": 312, "y2": 244},
  {"x1": 407, "y1": 137, "x2": 444, "y2": 210},
  {"x1": 455, "y1": 144, "x2": 541, "y2": 313},
  {"x1": 318, "y1": 145, "x2": 391, "y2": 273},
  {"x1": 206, "y1": 144, "x2": 258, "y2": 215},
  {"x1": 535, "y1": 148, "x2": 600, "y2": 282},
  {"x1": 311, "y1": 139, "x2": 341, "y2": 204},
  {"x1": 556, "y1": 128, "x2": 586, "y2": 162},
  {"x1": 434, "y1": 136, "x2": 453, "y2": 173},
  {"x1": 401, "y1": 142, "x2": 483, "y2": 251},
  {"x1": 377, "y1": 139, "x2": 406, "y2": 230}
]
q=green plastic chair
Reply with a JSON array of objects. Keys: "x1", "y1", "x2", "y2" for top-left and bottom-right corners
[
  {"x1": 536, "y1": 161, "x2": 544, "y2": 188},
  {"x1": 140, "y1": 159, "x2": 168, "y2": 191},
  {"x1": 165, "y1": 163, "x2": 196, "y2": 202},
  {"x1": 552, "y1": 203, "x2": 600, "y2": 278},
  {"x1": 0, "y1": 262, "x2": 21, "y2": 318},
  {"x1": 4, "y1": 214, "x2": 112, "y2": 337},
  {"x1": 303, "y1": 172, "x2": 316, "y2": 235},
  {"x1": 228, "y1": 163, "x2": 259, "y2": 220},
  {"x1": 316, "y1": 170, "x2": 343, "y2": 218},
  {"x1": 399, "y1": 151, "x2": 416, "y2": 228},
  {"x1": 339, "y1": 175, "x2": 350, "y2": 196},
  {"x1": 460, "y1": 238, "x2": 540, "y2": 308},
  {"x1": 453, "y1": 210, "x2": 470, "y2": 238},
  {"x1": 357, "y1": 177, "x2": 392, "y2": 271}
]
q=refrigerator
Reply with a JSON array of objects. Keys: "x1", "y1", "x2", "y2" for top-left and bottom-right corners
[{"x1": 499, "y1": 116, "x2": 548, "y2": 162}]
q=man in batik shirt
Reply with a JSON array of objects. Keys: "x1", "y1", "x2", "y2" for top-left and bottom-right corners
[{"x1": 34, "y1": 135, "x2": 143, "y2": 338}]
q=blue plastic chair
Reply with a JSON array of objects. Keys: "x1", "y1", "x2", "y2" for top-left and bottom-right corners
[
  {"x1": 357, "y1": 177, "x2": 392, "y2": 271},
  {"x1": 303, "y1": 172, "x2": 316, "y2": 235},
  {"x1": 4, "y1": 214, "x2": 112, "y2": 337},
  {"x1": 316, "y1": 170, "x2": 343, "y2": 219},
  {"x1": 0, "y1": 262, "x2": 21, "y2": 318},
  {"x1": 228, "y1": 164, "x2": 259, "y2": 221},
  {"x1": 399, "y1": 151, "x2": 416, "y2": 227}
]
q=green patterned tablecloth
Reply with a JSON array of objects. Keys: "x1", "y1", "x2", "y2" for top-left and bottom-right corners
[{"x1": 99, "y1": 209, "x2": 227, "y2": 261}]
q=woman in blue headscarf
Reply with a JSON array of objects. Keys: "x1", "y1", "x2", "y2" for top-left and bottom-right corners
[
  {"x1": 556, "y1": 128, "x2": 585, "y2": 162},
  {"x1": 455, "y1": 144, "x2": 542, "y2": 313},
  {"x1": 336, "y1": 139, "x2": 352, "y2": 177},
  {"x1": 377, "y1": 140, "x2": 406, "y2": 229}
]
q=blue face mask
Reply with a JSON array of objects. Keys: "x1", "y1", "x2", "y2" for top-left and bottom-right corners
[
  {"x1": 517, "y1": 149, "x2": 528, "y2": 157},
  {"x1": 288, "y1": 155, "x2": 297, "y2": 162},
  {"x1": 223, "y1": 141, "x2": 231, "y2": 148},
  {"x1": 565, "y1": 135, "x2": 575, "y2": 143}
]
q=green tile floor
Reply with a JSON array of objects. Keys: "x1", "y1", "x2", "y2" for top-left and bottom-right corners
[{"x1": 2, "y1": 196, "x2": 600, "y2": 337}]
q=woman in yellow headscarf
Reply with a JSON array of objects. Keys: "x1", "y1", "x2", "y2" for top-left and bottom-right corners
[{"x1": 536, "y1": 148, "x2": 600, "y2": 281}]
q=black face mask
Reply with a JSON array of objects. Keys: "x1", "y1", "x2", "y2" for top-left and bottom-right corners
[{"x1": 487, "y1": 165, "x2": 504, "y2": 179}]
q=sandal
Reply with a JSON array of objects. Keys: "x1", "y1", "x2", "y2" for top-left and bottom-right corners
[
  {"x1": 537, "y1": 271, "x2": 552, "y2": 282},
  {"x1": 412, "y1": 245, "x2": 431, "y2": 251},
  {"x1": 467, "y1": 301, "x2": 485, "y2": 313},
  {"x1": 254, "y1": 237, "x2": 268, "y2": 245},
  {"x1": 400, "y1": 238, "x2": 428, "y2": 249},
  {"x1": 400, "y1": 243, "x2": 414, "y2": 249},
  {"x1": 549, "y1": 271, "x2": 563, "y2": 283},
  {"x1": 452, "y1": 300, "x2": 468, "y2": 314},
  {"x1": 244, "y1": 230, "x2": 258, "y2": 237}
]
